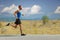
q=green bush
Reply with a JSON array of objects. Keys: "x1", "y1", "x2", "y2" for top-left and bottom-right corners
[{"x1": 42, "y1": 16, "x2": 49, "y2": 24}]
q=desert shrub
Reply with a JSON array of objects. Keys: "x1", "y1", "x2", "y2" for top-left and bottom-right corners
[
  {"x1": 0, "y1": 22, "x2": 6, "y2": 34},
  {"x1": 42, "y1": 16, "x2": 49, "y2": 24},
  {"x1": 0, "y1": 22, "x2": 2, "y2": 28}
]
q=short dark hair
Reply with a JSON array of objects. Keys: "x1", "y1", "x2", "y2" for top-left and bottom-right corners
[{"x1": 18, "y1": 5, "x2": 22, "y2": 10}]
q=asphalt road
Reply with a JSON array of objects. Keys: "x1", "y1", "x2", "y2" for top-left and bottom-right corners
[{"x1": 0, "y1": 35, "x2": 60, "y2": 40}]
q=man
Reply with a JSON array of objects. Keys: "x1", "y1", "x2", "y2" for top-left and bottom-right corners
[{"x1": 6, "y1": 5, "x2": 25, "y2": 36}]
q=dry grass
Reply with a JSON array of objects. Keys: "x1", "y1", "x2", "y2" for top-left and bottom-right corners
[{"x1": 0, "y1": 20, "x2": 60, "y2": 35}]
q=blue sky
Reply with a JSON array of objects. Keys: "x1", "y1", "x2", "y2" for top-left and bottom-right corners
[{"x1": 0, "y1": 0, "x2": 60, "y2": 20}]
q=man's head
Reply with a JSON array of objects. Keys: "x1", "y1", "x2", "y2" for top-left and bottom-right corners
[{"x1": 18, "y1": 5, "x2": 22, "y2": 10}]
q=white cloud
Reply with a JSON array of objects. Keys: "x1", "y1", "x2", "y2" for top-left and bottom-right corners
[
  {"x1": 22, "y1": 5, "x2": 41, "y2": 14},
  {"x1": 1, "y1": 4, "x2": 41, "y2": 14},
  {"x1": 1, "y1": 4, "x2": 18, "y2": 13},
  {"x1": 54, "y1": 6, "x2": 60, "y2": 13},
  {"x1": 30, "y1": 5, "x2": 41, "y2": 14},
  {"x1": 21, "y1": 7, "x2": 30, "y2": 14},
  {"x1": 1, "y1": 4, "x2": 30, "y2": 14}
]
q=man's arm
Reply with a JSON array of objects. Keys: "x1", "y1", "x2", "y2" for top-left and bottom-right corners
[{"x1": 14, "y1": 10, "x2": 17, "y2": 18}]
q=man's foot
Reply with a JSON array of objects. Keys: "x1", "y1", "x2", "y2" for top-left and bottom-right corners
[
  {"x1": 6, "y1": 23, "x2": 10, "y2": 26},
  {"x1": 21, "y1": 34, "x2": 26, "y2": 36}
]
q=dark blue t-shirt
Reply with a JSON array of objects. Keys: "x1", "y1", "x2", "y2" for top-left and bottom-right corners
[{"x1": 17, "y1": 12, "x2": 21, "y2": 19}]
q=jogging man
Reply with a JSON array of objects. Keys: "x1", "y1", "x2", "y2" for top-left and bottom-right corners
[{"x1": 6, "y1": 5, "x2": 25, "y2": 36}]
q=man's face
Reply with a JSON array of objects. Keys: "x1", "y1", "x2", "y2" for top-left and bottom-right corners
[{"x1": 18, "y1": 6, "x2": 22, "y2": 10}]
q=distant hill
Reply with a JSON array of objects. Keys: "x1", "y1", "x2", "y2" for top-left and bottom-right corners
[{"x1": 0, "y1": 13, "x2": 60, "y2": 21}]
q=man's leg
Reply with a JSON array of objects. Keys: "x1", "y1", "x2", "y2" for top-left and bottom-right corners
[
  {"x1": 19, "y1": 24, "x2": 26, "y2": 36},
  {"x1": 11, "y1": 24, "x2": 17, "y2": 28},
  {"x1": 6, "y1": 23, "x2": 17, "y2": 28},
  {"x1": 19, "y1": 24, "x2": 23, "y2": 34}
]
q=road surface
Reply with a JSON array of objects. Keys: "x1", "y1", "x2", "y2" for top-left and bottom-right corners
[{"x1": 0, "y1": 35, "x2": 60, "y2": 40}]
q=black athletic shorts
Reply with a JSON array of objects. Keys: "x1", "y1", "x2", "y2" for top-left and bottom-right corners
[{"x1": 15, "y1": 19, "x2": 21, "y2": 25}]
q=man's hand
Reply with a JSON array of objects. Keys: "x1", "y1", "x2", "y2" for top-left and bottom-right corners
[{"x1": 22, "y1": 14, "x2": 24, "y2": 16}]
